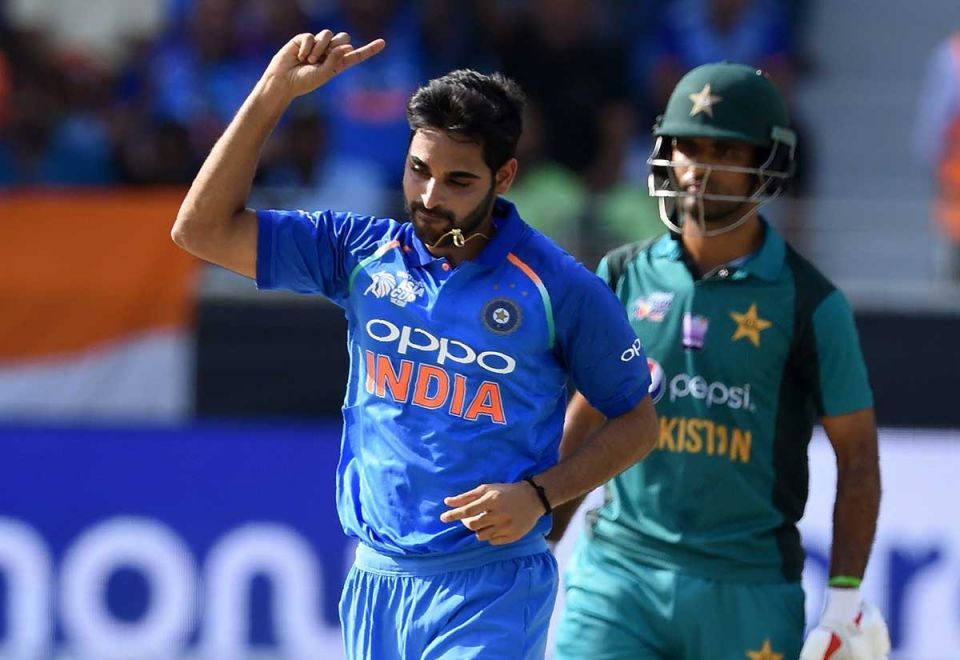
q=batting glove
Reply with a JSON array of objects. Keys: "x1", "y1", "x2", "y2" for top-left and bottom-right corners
[{"x1": 800, "y1": 588, "x2": 891, "y2": 660}]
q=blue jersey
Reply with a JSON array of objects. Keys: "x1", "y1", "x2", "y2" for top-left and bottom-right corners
[{"x1": 257, "y1": 198, "x2": 651, "y2": 559}]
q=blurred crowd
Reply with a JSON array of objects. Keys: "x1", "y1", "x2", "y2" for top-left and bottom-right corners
[{"x1": 0, "y1": 0, "x2": 810, "y2": 254}]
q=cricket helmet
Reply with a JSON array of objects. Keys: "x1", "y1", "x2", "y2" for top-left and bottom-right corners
[{"x1": 648, "y1": 62, "x2": 796, "y2": 235}]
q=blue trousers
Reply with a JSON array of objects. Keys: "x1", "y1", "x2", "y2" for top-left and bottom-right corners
[{"x1": 340, "y1": 542, "x2": 558, "y2": 660}]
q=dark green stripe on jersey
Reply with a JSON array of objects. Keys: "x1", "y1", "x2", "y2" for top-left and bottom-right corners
[
  {"x1": 590, "y1": 222, "x2": 873, "y2": 583},
  {"x1": 771, "y1": 246, "x2": 837, "y2": 581}
]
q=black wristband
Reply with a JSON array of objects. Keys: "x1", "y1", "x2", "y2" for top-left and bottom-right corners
[{"x1": 524, "y1": 477, "x2": 552, "y2": 515}]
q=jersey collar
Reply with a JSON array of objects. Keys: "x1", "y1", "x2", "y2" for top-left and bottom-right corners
[
  {"x1": 650, "y1": 218, "x2": 785, "y2": 282},
  {"x1": 734, "y1": 219, "x2": 785, "y2": 281},
  {"x1": 474, "y1": 197, "x2": 526, "y2": 266},
  {"x1": 401, "y1": 196, "x2": 525, "y2": 268}
]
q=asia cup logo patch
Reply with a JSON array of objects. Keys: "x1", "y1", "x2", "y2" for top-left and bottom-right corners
[
  {"x1": 482, "y1": 298, "x2": 522, "y2": 335},
  {"x1": 631, "y1": 292, "x2": 673, "y2": 322},
  {"x1": 364, "y1": 270, "x2": 425, "y2": 308},
  {"x1": 647, "y1": 358, "x2": 665, "y2": 403}
]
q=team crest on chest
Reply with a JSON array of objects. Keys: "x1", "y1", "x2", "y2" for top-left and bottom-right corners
[
  {"x1": 365, "y1": 270, "x2": 425, "y2": 308},
  {"x1": 729, "y1": 303, "x2": 772, "y2": 347},
  {"x1": 483, "y1": 298, "x2": 522, "y2": 335}
]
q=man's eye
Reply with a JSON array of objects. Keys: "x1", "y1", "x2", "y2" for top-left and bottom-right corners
[{"x1": 449, "y1": 179, "x2": 469, "y2": 188}]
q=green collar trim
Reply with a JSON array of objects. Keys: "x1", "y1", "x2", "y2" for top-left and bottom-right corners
[{"x1": 650, "y1": 219, "x2": 784, "y2": 282}]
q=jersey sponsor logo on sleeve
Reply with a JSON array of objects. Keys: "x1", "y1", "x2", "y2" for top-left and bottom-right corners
[
  {"x1": 482, "y1": 298, "x2": 522, "y2": 335},
  {"x1": 364, "y1": 270, "x2": 425, "y2": 308},
  {"x1": 630, "y1": 292, "x2": 674, "y2": 322},
  {"x1": 621, "y1": 337, "x2": 645, "y2": 362}
]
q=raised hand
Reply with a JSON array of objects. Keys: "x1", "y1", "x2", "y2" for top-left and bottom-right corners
[{"x1": 263, "y1": 30, "x2": 386, "y2": 99}]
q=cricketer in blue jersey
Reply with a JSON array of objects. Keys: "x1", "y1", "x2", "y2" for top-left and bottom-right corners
[{"x1": 171, "y1": 31, "x2": 659, "y2": 659}]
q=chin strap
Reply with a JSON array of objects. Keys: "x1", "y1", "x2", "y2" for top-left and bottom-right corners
[{"x1": 427, "y1": 227, "x2": 491, "y2": 249}]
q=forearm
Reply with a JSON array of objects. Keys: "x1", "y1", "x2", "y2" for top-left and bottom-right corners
[
  {"x1": 545, "y1": 392, "x2": 605, "y2": 541},
  {"x1": 173, "y1": 76, "x2": 292, "y2": 249},
  {"x1": 535, "y1": 397, "x2": 656, "y2": 511},
  {"x1": 441, "y1": 397, "x2": 654, "y2": 546},
  {"x1": 829, "y1": 461, "x2": 881, "y2": 578}
]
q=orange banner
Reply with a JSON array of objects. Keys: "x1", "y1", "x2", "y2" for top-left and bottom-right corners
[{"x1": 0, "y1": 188, "x2": 200, "y2": 362}]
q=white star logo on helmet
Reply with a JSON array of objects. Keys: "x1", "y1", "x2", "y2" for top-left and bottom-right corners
[{"x1": 688, "y1": 83, "x2": 723, "y2": 117}]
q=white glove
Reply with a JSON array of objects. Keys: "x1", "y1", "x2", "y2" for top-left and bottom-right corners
[{"x1": 800, "y1": 588, "x2": 891, "y2": 660}]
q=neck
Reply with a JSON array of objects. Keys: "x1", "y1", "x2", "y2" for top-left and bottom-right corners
[
  {"x1": 426, "y1": 216, "x2": 495, "y2": 266},
  {"x1": 681, "y1": 212, "x2": 764, "y2": 274}
]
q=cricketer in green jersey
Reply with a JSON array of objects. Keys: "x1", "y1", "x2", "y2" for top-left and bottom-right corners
[{"x1": 550, "y1": 63, "x2": 891, "y2": 660}]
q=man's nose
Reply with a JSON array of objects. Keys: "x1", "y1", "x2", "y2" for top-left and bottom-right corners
[{"x1": 421, "y1": 179, "x2": 444, "y2": 208}]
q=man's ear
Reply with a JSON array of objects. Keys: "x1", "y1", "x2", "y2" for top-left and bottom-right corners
[{"x1": 495, "y1": 158, "x2": 519, "y2": 194}]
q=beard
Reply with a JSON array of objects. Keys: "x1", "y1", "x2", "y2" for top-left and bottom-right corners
[
  {"x1": 678, "y1": 179, "x2": 759, "y2": 230},
  {"x1": 406, "y1": 183, "x2": 497, "y2": 248},
  {"x1": 679, "y1": 195, "x2": 751, "y2": 225}
]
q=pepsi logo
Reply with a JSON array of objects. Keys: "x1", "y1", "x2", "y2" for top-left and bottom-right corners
[{"x1": 647, "y1": 358, "x2": 665, "y2": 403}]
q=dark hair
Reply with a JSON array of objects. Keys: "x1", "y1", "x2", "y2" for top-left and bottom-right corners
[{"x1": 406, "y1": 69, "x2": 525, "y2": 173}]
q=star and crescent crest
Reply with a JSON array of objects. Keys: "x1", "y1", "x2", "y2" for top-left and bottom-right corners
[
  {"x1": 730, "y1": 303, "x2": 772, "y2": 347},
  {"x1": 689, "y1": 83, "x2": 723, "y2": 117}
]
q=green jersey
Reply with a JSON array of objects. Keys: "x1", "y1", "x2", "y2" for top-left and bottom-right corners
[{"x1": 589, "y1": 223, "x2": 872, "y2": 583}]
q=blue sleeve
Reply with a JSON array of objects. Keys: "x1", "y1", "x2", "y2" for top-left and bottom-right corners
[
  {"x1": 256, "y1": 208, "x2": 384, "y2": 306},
  {"x1": 554, "y1": 267, "x2": 652, "y2": 418}
]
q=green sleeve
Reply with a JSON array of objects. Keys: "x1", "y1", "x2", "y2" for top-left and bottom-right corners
[
  {"x1": 595, "y1": 256, "x2": 612, "y2": 288},
  {"x1": 811, "y1": 290, "x2": 874, "y2": 416}
]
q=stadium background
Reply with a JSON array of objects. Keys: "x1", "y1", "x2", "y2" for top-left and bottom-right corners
[{"x1": 2, "y1": 0, "x2": 959, "y2": 658}]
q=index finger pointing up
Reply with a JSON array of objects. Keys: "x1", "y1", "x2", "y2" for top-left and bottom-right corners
[{"x1": 341, "y1": 39, "x2": 387, "y2": 69}]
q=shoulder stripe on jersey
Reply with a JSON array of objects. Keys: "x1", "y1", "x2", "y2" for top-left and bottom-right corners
[
  {"x1": 602, "y1": 238, "x2": 656, "y2": 291},
  {"x1": 506, "y1": 252, "x2": 555, "y2": 349},
  {"x1": 347, "y1": 240, "x2": 401, "y2": 294}
]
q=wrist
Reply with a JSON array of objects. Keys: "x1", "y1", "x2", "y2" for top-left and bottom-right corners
[
  {"x1": 822, "y1": 586, "x2": 862, "y2": 623},
  {"x1": 254, "y1": 74, "x2": 297, "y2": 107},
  {"x1": 523, "y1": 476, "x2": 552, "y2": 516},
  {"x1": 827, "y1": 575, "x2": 862, "y2": 589}
]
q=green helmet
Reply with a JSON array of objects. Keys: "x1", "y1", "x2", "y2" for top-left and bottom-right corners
[{"x1": 648, "y1": 62, "x2": 797, "y2": 235}]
